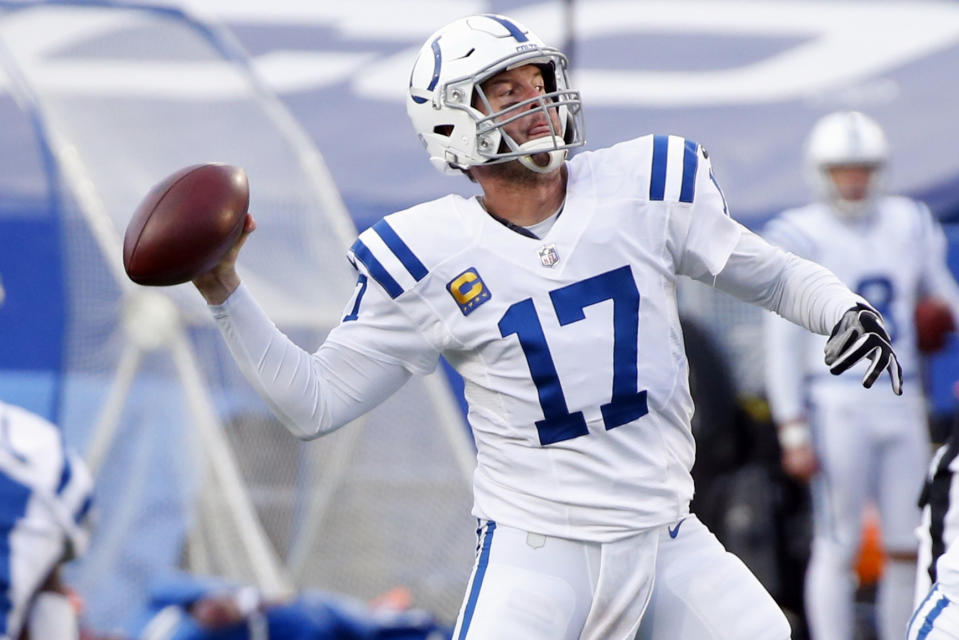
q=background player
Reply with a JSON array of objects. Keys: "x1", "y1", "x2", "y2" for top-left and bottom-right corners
[
  {"x1": 763, "y1": 110, "x2": 959, "y2": 640},
  {"x1": 128, "y1": 574, "x2": 450, "y2": 640},
  {"x1": 0, "y1": 400, "x2": 94, "y2": 640},
  {"x1": 193, "y1": 15, "x2": 902, "y2": 639},
  {"x1": 909, "y1": 534, "x2": 959, "y2": 639}
]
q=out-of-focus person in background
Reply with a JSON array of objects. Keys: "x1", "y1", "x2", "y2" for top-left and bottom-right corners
[
  {"x1": 763, "y1": 110, "x2": 959, "y2": 640},
  {"x1": 0, "y1": 399, "x2": 94, "y2": 640},
  {"x1": 126, "y1": 574, "x2": 450, "y2": 640}
]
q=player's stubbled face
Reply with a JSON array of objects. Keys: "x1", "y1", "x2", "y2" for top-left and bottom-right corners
[{"x1": 478, "y1": 64, "x2": 562, "y2": 145}]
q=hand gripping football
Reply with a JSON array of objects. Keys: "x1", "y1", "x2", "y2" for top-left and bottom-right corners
[{"x1": 123, "y1": 164, "x2": 249, "y2": 286}]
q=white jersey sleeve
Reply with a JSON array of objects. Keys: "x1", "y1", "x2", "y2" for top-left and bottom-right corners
[
  {"x1": 210, "y1": 277, "x2": 437, "y2": 440},
  {"x1": 758, "y1": 212, "x2": 828, "y2": 423},
  {"x1": 336, "y1": 224, "x2": 444, "y2": 374},
  {"x1": 210, "y1": 212, "x2": 454, "y2": 440},
  {"x1": 743, "y1": 222, "x2": 864, "y2": 423},
  {"x1": 666, "y1": 143, "x2": 742, "y2": 280},
  {"x1": 663, "y1": 143, "x2": 860, "y2": 334},
  {"x1": 656, "y1": 144, "x2": 859, "y2": 422},
  {"x1": 716, "y1": 229, "x2": 861, "y2": 335}
]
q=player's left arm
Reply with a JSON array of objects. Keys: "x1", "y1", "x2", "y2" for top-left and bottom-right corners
[
  {"x1": 672, "y1": 145, "x2": 901, "y2": 393},
  {"x1": 717, "y1": 233, "x2": 901, "y2": 393},
  {"x1": 672, "y1": 144, "x2": 858, "y2": 334}
]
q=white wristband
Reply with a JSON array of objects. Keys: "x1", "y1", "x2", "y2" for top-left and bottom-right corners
[
  {"x1": 28, "y1": 592, "x2": 79, "y2": 640},
  {"x1": 234, "y1": 586, "x2": 261, "y2": 617},
  {"x1": 778, "y1": 423, "x2": 811, "y2": 449}
]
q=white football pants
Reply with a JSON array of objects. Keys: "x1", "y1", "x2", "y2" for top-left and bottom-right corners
[
  {"x1": 452, "y1": 515, "x2": 790, "y2": 639},
  {"x1": 908, "y1": 584, "x2": 958, "y2": 639},
  {"x1": 27, "y1": 591, "x2": 80, "y2": 640},
  {"x1": 805, "y1": 388, "x2": 928, "y2": 640}
]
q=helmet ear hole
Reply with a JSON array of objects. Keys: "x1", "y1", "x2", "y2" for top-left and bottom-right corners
[{"x1": 433, "y1": 125, "x2": 454, "y2": 137}]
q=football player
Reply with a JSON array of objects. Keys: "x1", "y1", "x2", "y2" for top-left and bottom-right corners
[
  {"x1": 910, "y1": 534, "x2": 959, "y2": 639},
  {"x1": 763, "y1": 110, "x2": 959, "y2": 640},
  {"x1": 195, "y1": 15, "x2": 903, "y2": 639},
  {"x1": 0, "y1": 400, "x2": 94, "y2": 640},
  {"x1": 132, "y1": 575, "x2": 450, "y2": 639}
]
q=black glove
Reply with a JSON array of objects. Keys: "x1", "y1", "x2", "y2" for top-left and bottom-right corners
[{"x1": 824, "y1": 303, "x2": 903, "y2": 395}]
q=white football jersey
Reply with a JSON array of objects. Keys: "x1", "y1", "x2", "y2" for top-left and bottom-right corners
[
  {"x1": 0, "y1": 401, "x2": 93, "y2": 638},
  {"x1": 765, "y1": 197, "x2": 958, "y2": 384},
  {"x1": 331, "y1": 135, "x2": 742, "y2": 542}
]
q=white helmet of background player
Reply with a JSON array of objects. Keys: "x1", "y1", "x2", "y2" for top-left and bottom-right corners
[
  {"x1": 804, "y1": 110, "x2": 888, "y2": 218},
  {"x1": 407, "y1": 14, "x2": 585, "y2": 175}
]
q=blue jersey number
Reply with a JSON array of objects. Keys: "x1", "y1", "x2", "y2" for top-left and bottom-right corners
[
  {"x1": 498, "y1": 266, "x2": 649, "y2": 446},
  {"x1": 855, "y1": 275, "x2": 897, "y2": 342},
  {"x1": 343, "y1": 274, "x2": 369, "y2": 322}
]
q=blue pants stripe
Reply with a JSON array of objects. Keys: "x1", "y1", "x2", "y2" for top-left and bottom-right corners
[
  {"x1": 917, "y1": 594, "x2": 949, "y2": 639},
  {"x1": 458, "y1": 521, "x2": 497, "y2": 640}
]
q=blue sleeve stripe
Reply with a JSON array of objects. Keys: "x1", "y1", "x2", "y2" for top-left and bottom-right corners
[
  {"x1": 372, "y1": 220, "x2": 428, "y2": 281},
  {"x1": 909, "y1": 585, "x2": 938, "y2": 636},
  {"x1": 649, "y1": 135, "x2": 668, "y2": 201},
  {"x1": 75, "y1": 494, "x2": 93, "y2": 523},
  {"x1": 457, "y1": 521, "x2": 497, "y2": 640},
  {"x1": 56, "y1": 453, "x2": 72, "y2": 495},
  {"x1": 679, "y1": 139, "x2": 698, "y2": 203},
  {"x1": 917, "y1": 594, "x2": 949, "y2": 638},
  {"x1": 350, "y1": 239, "x2": 404, "y2": 299}
]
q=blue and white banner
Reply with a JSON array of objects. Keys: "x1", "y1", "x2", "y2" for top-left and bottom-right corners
[{"x1": 171, "y1": 0, "x2": 959, "y2": 228}]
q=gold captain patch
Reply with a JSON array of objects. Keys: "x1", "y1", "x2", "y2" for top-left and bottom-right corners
[{"x1": 447, "y1": 268, "x2": 491, "y2": 316}]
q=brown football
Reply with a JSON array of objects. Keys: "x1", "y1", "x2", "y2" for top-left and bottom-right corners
[
  {"x1": 915, "y1": 297, "x2": 956, "y2": 354},
  {"x1": 123, "y1": 164, "x2": 249, "y2": 286}
]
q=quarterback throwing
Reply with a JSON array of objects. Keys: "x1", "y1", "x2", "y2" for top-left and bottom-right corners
[{"x1": 194, "y1": 14, "x2": 902, "y2": 640}]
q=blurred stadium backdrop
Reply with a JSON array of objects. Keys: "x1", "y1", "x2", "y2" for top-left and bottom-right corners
[{"x1": 0, "y1": 0, "x2": 957, "y2": 634}]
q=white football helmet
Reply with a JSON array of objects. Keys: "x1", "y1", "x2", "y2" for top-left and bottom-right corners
[
  {"x1": 407, "y1": 14, "x2": 585, "y2": 175},
  {"x1": 804, "y1": 110, "x2": 888, "y2": 217}
]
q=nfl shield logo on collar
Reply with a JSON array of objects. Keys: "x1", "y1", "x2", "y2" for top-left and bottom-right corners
[{"x1": 538, "y1": 244, "x2": 559, "y2": 267}]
